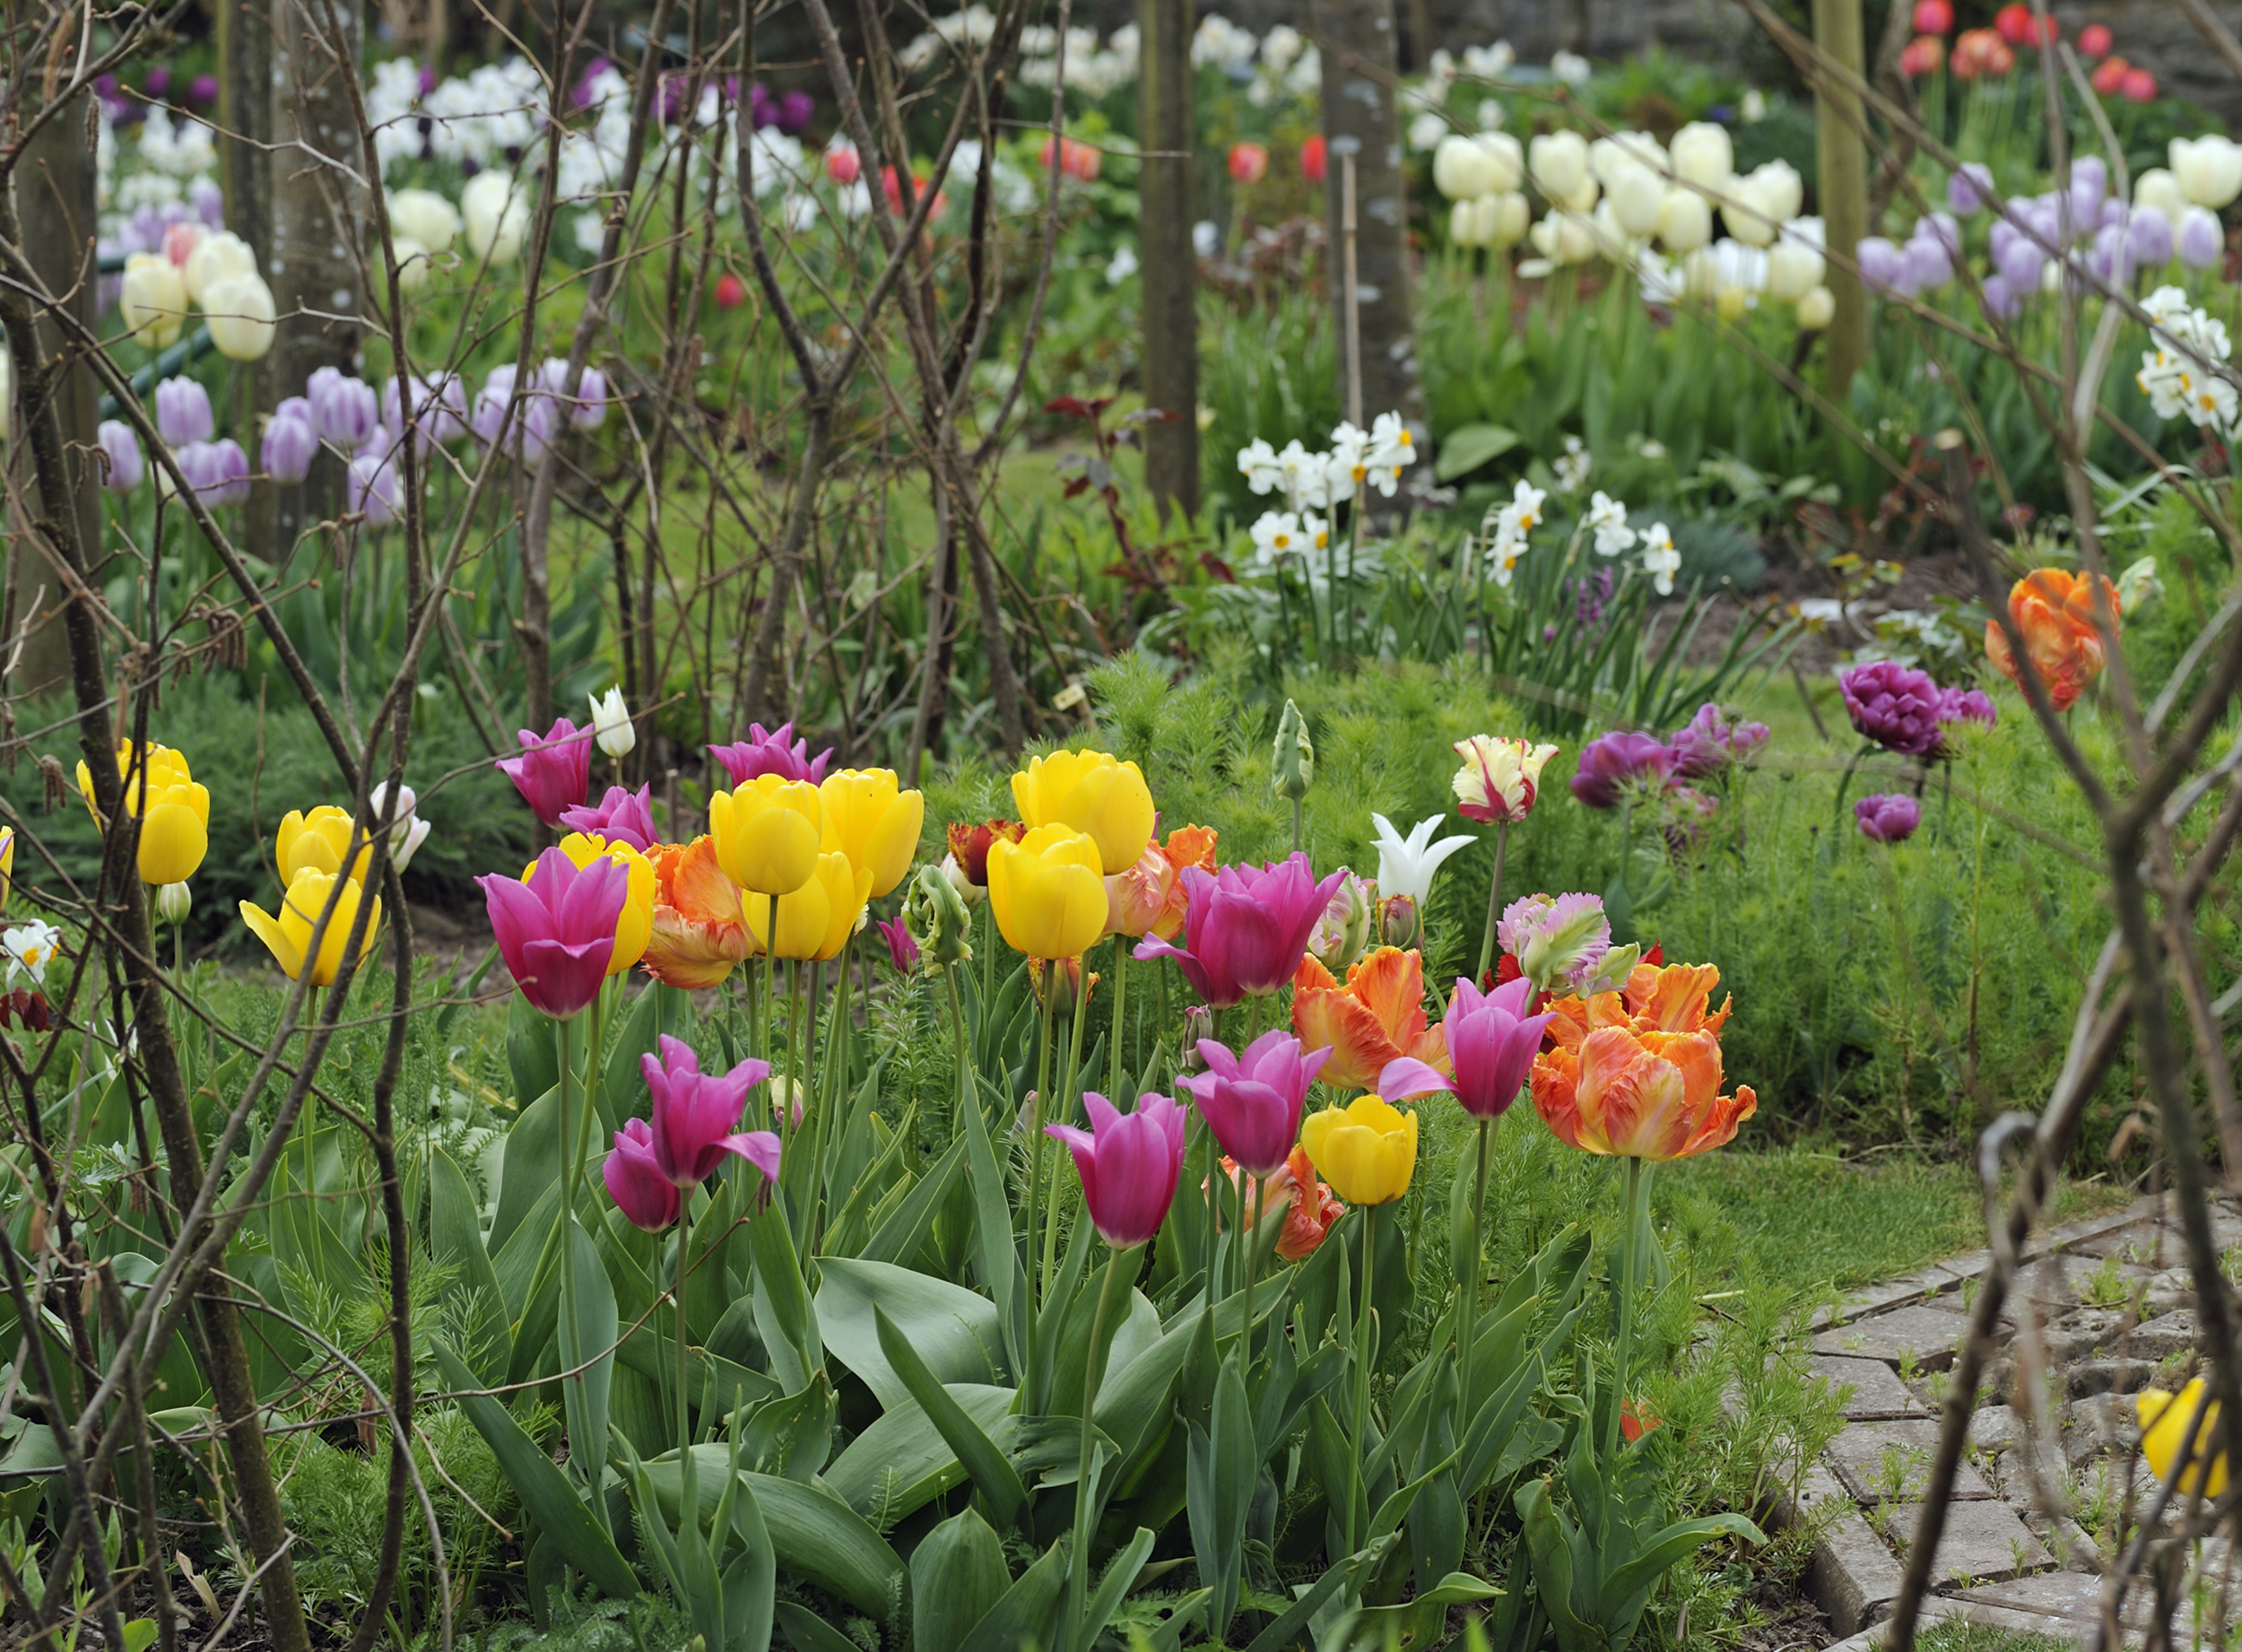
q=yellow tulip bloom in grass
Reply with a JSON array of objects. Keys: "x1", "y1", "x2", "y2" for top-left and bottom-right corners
[
  {"x1": 744, "y1": 850, "x2": 872, "y2": 961},
  {"x1": 819, "y1": 769, "x2": 925, "y2": 898},
  {"x1": 1299, "y1": 1095, "x2": 1420, "y2": 1206},
  {"x1": 2138, "y1": 1379, "x2": 2229, "y2": 1499},
  {"x1": 239, "y1": 869, "x2": 382, "y2": 985},
  {"x1": 987, "y1": 824, "x2": 1107, "y2": 961},
  {"x1": 525, "y1": 833, "x2": 656, "y2": 975},
  {"x1": 277, "y1": 805, "x2": 374, "y2": 885},
  {"x1": 1011, "y1": 748, "x2": 1155, "y2": 875},
  {"x1": 709, "y1": 776, "x2": 824, "y2": 895},
  {"x1": 77, "y1": 740, "x2": 209, "y2": 886}
]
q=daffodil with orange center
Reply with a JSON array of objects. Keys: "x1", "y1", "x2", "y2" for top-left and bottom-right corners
[
  {"x1": 1529, "y1": 961, "x2": 1756, "y2": 1161},
  {"x1": 1985, "y1": 567, "x2": 2120, "y2": 714},
  {"x1": 639, "y1": 837, "x2": 752, "y2": 988},
  {"x1": 1291, "y1": 945, "x2": 1452, "y2": 1092}
]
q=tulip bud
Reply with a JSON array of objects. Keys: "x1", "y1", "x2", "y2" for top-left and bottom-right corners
[
  {"x1": 587, "y1": 685, "x2": 635, "y2": 759},
  {"x1": 119, "y1": 253, "x2": 187, "y2": 349},
  {"x1": 98, "y1": 421, "x2": 144, "y2": 492},
  {"x1": 1180, "y1": 1004, "x2": 1213, "y2": 1068},
  {"x1": 155, "y1": 882, "x2": 192, "y2": 926},
  {"x1": 1272, "y1": 698, "x2": 1314, "y2": 801},
  {"x1": 905, "y1": 861, "x2": 975, "y2": 969},
  {"x1": 2116, "y1": 555, "x2": 2164, "y2": 619},
  {"x1": 262, "y1": 412, "x2": 317, "y2": 484},
  {"x1": 1307, "y1": 869, "x2": 1375, "y2": 973},
  {"x1": 1378, "y1": 891, "x2": 1421, "y2": 950}
]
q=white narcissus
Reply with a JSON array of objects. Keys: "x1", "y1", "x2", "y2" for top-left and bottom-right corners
[
  {"x1": 588, "y1": 685, "x2": 636, "y2": 759},
  {"x1": 1450, "y1": 736, "x2": 1560, "y2": 825}
]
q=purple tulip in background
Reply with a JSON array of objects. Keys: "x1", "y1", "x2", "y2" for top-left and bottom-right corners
[
  {"x1": 178, "y1": 439, "x2": 249, "y2": 507},
  {"x1": 1134, "y1": 854, "x2": 1343, "y2": 1007},
  {"x1": 573, "y1": 57, "x2": 613, "y2": 108},
  {"x1": 1995, "y1": 236, "x2": 2046, "y2": 294},
  {"x1": 1903, "y1": 232, "x2": 1953, "y2": 291},
  {"x1": 1838, "y1": 660, "x2": 1949, "y2": 758},
  {"x1": 348, "y1": 450, "x2": 399, "y2": 526},
  {"x1": 2180, "y1": 207, "x2": 2223, "y2": 273},
  {"x1": 1919, "y1": 212, "x2": 1961, "y2": 258},
  {"x1": 386, "y1": 373, "x2": 467, "y2": 449},
  {"x1": 1949, "y1": 162, "x2": 1994, "y2": 216},
  {"x1": 307, "y1": 367, "x2": 380, "y2": 449},
  {"x1": 472, "y1": 364, "x2": 559, "y2": 462},
  {"x1": 604, "y1": 1119, "x2": 680, "y2": 1230},
  {"x1": 191, "y1": 178, "x2": 226, "y2": 228},
  {"x1": 1179, "y1": 1030, "x2": 1331, "y2": 1175},
  {"x1": 1047, "y1": 1091, "x2": 1187, "y2": 1248},
  {"x1": 1569, "y1": 730, "x2": 1675, "y2": 807},
  {"x1": 1669, "y1": 701, "x2": 1770, "y2": 778},
  {"x1": 2068, "y1": 157, "x2": 2107, "y2": 224},
  {"x1": 497, "y1": 717, "x2": 595, "y2": 826},
  {"x1": 481, "y1": 846, "x2": 627, "y2": 1018},
  {"x1": 560, "y1": 783, "x2": 659, "y2": 851},
  {"x1": 98, "y1": 421, "x2": 143, "y2": 492},
  {"x1": 187, "y1": 74, "x2": 217, "y2": 107},
  {"x1": 641, "y1": 1033, "x2": 780, "y2": 1186},
  {"x1": 539, "y1": 359, "x2": 610, "y2": 432},
  {"x1": 263, "y1": 412, "x2": 317, "y2": 484},
  {"x1": 2129, "y1": 205, "x2": 2174, "y2": 269},
  {"x1": 1980, "y1": 274, "x2": 2021, "y2": 323},
  {"x1": 154, "y1": 377, "x2": 213, "y2": 448},
  {"x1": 778, "y1": 90, "x2": 814, "y2": 135},
  {"x1": 1934, "y1": 686, "x2": 1999, "y2": 757},
  {"x1": 709, "y1": 720, "x2": 833, "y2": 786},
  {"x1": 1444, "y1": 975, "x2": 1557, "y2": 1120},
  {"x1": 1855, "y1": 794, "x2": 1923, "y2": 843},
  {"x1": 1855, "y1": 236, "x2": 1905, "y2": 292},
  {"x1": 878, "y1": 916, "x2": 919, "y2": 974}
]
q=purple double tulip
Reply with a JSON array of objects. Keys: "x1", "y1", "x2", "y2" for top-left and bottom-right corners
[
  {"x1": 1047, "y1": 1091, "x2": 1187, "y2": 1249},
  {"x1": 560, "y1": 783, "x2": 659, "y2": 851},
  {"x1": 1179, "y1": 1030, "x2": 1331, "y2": 1176},
  {"x1": 1569, "y1": 731, "x2": 1675, "y2": 808},
  {"x1": 498, "y1": 717, "x2": 595, "y2": 826},
  {"x1": 1855, "y1": 793, "x2": 1922, "y2": 843},
  {"x1": 708, "y1": 720, "x2": 833, "y2": 786},
  {"x1": 1134, "y1": 854, "x2": 1343, "y2": 1008},
  {"x1": 481, "y1": 846, "x2": 628, "y2": 1019},
  {"x1": 1838, "y1": 660, "x2": 1949, "y2": 758}
]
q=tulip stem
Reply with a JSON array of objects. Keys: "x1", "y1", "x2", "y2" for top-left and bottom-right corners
[
  {"x1": 943, "y1": 966, "x2": 971, "y2": 1143},
  {"x1": 552, "y1": 1013, "x2": 603, "y2": 1529},
  {"x1": 1045, "y1": 956, "x2": 1092, "y2": 1300},
  {"x1": 674, "y1": 1196, "x2": 692, "y2": 1453},
  {"x1": 1067, "y1": 1246, "x2": 1133, "y2": 1652},
  {"x1": 1106, "y1": 944, "x2": 1128, "y2": 1104},
  {"x1": 1475, "y1": 822, "x2": 1509, "y2": 987},
  {"x1": 1026, "y1": 977, "x2": 1058, "y2": 1406},
  {"x1": 1348, "y1": 1203, "x2": 1377, "y2": 1556},
  {"x1": 763, "y1": 898, "x2": 782, "y2": 1121},
  {"x1": 1459, "y1": 1115, "x2": 1494, "y2": 1426},
  {"x1": 1239, "y1": 1176, "x2": 1259, "y2": 1358},
  {"x1": 1607, "y1": 1153, "x2": 1647, "y2": 1460},
  {"x1": 1290, "y1": 796, "x2": 1302, "y2": 857}
]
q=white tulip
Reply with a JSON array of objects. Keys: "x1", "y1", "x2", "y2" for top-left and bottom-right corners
[
  {"x1": 390, "y1": 236, "x2": 432, "y2": 294},
  {"x1": 1528, "y1": 211, "x2": 1597, "y2": 265},
  {"x1": 1656, "y1": 188, "x2": 1713, "y2": 254},
  {"x1": 182, "y1": 231, "x2": 256, "y2": 305},
  {"x1": 1527, "y1": 130, "x2": 1588, "y2": 202},
  {"x1": 1604, "y1": 158, "x2": 1665, "y2": 237},
  {"x1": 588, "y1": 685, "x2": 636, "y2": 759},
  {"x1": 1488, "y1": 192, "x2": 1531, "y2": 249},
  {"x1": 1682, "y1": 246, "x2": 1721, "y2": 301},
  {"x1": 1590, "y1": 200, "x2": 1636, "y2": 259},
  {"x1": 201, "y1": 272, "x2": 275, "y2": 361},
  {"x1": 155, "y1": 883, "x2": 192, "y2": 926},
  {"x1": 388, "y1": 187, "x2": 462, "y2": 250},
  {"x1": 119, "y1": 254, "x2": 187, "y2": 350},
  {"x1": 462, "y1": 171, "x2": 529, "y2": 266},
  {"x1": 1479, "y1": 132, "x2": 1525, "y2": 195},
  {"x1": 1767, "y1": 235, "x2": 1826, "y2": 302},
  {"x1": 1557, "y1": 175, "x2": 1600, "y2": 215},
  {"x1": 1433, "y1": 134, "x2": 1499, "y2": 201},
  {"x1": 1751, "y1": 161, "x2": 1803, "y2": 224},
  {"x1": 1449, "y1": 198, "x2": 1479, "y2": 247},
  {"x1": 1671, "y1": 122, "x2": 1734, "y2": 190},
  {"x1": 1796, "y1": 284, "x2": 1836, "y2": 329},
  {"x1": 2171, "y1": 135, "x2": 2242, "y2": 210},
  {"x1": 2136, "y1": 168, "x2": 2191, "y2": 222}
]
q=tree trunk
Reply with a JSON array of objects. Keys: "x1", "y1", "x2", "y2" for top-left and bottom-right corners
[
  {"x1": 220, "y1": 0, "x2": 278, "y2": 570},
  {"x1": 10, "y1": 95, "x2": 100, "y2": 700},
  {"x1": 268, "y1": 0, "x2": 365, "y2": 539},
  {"x1": 1314, "y1": 0, "x2": 1426, "y2": 460},
  {"x1": 1138, "y1": 0, "x2": 1199, "y2": 521},
  {"x1": 1812, "y1": 0, "x2": 1871, "y2": 396}
]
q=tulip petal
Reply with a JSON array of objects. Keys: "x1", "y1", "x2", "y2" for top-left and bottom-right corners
[{"x1": 1377, "y1": 1056, "x2": 1453, "y2": 1100}]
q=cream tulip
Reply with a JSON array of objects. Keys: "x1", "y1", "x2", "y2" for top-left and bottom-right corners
[
  {"x1": 2171, "y1": 135, "x2": 2242, "y2": 211},
  {"x1": 390, "y1": 237, "x2": 433, "y2": 294},
  {"x1": 1528, "y1": 211, "x2": 1598, "y2": 266},
  {"x1": 2136, "y1": 168, "x2": 2191, "y2": 222},
  {"x1": 1449, "y1": 198, "x2": 1486, "y2": 247},
  {"x1": 119, "y1": 254, "x2": 187, "y2": 350},
  {"x1": 202, "y1": 273, "x2": 275, "y2": 361},
  {"x1": 1604, "y1": 158, "x2": 1665, "y2": 238},
  {"x1": 1527, "y1": 131, "x2": 1588, "y2": 202},
  {"x1": 1767, "y1": 236, "x2": 1825, "y2": 302},
  {"x1": 462, "y1": 171, "x2": 529, "y2": 266},
  {"x1": 1479, "y1": 132, "x2": 1525, "y2": 195},
  {"x1": 1488, "y1": 192, "x2": 1532, "y2": 249},
  {"x1": 1670, "y1": 122, "x2": 1734, "y2": 190},
  {"x1": 182, "y1": 232, "x2": 257, "y2": 305},
  {"x1": 1433, "y1": 134, "x2": 1500, "y2": 201},
  {"x1": 388, "y1": 187, "x2": 462, "y2": 250},
  {"x1": 1656, "y1": 188, "x2": 1714, "y2": 254},
  {"x1": 1795, "y1": 285, "x2": 1836, "y2": 329}
]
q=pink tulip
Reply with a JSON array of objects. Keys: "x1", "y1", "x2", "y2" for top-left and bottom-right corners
[
  {"x1": 498, "y1": 718, "x2": 594, "y2": 826},
  {"x1": 1178, "y1": 1030, "x2": 1330, "y2": 1176},
  {"x1": 1047, "y1": 1090, "x2": 1187, "y2": 1248},
  {"x1": 877, "y1": 916, "x2": 918, "y2": 974},
  {"x1": 560, "y1": 783, "x2": 658, "y2": 850},
  {"x1": 479, "y1": 848, "x2": 626, "y2": 1019},
  {"x1": 604, "y1": 1118, "x2": 681, "y2": 1230},
  {"x1": 641, "y1": 1033, "x2": 781, "y2": 1188},
  {"x1": 1134, "y1": 854, "x2": 1343, "y2": 1007},
  {"x1": 1445, "y1": 974, "x2": 1556, "y2": 1118},
  {"x1": 708, "y1": 720, "x2": 832, "y2": 787}
]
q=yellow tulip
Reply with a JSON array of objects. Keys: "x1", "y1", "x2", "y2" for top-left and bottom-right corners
[
  {"x1": 2137, "y1": 1380, "x2": 2229, "y2": 1499},
  {"x1": 1011, "y1": 749, "x2": 1155, "y2": 875},
  {"x1": 528, "y1": 833, "x2": 656, "y2": 976},
  {"x1": 1299, "y1": 1096, "x2": 1419, "y2": 1206},
  {"x1": 709, "y1": 776, "x2": 824, "y2": 896},
  {"x1": 986, "y1": 824, "x2": 1107, "y2": 961},
  {"x1": 0, "y1": 825, "x2": 14, "y2": 911},
  {"x1": 819, "y1": 769, "x2": 925, "y2": 898},
  {"x1": 743, "y1": 850, "x2": 872, "y2": 961},
  {"x1": 277, "y1": 805, "x2": 373, "y2": 885},
  {"x1": 77, "y1": 741, "x2": 210, "y2": 886},
  {"x1": 239, "y1": 868, "x2": 383, "y2": 985}
]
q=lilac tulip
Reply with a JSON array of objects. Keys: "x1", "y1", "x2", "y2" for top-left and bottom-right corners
[
  {"x1": 1669, "y1": 701, "x2": 1770, "y2": 778},
  {"x1": 1904, "y1": 233, "x2": 1953, "y2": 291},
  {"x1": 472, "y1": 364, "x2": 558, "y2": 461},
  {"x1": 708, "y1": 720, "x2": 833, "y2": 786},
  {"x1": 1569, "y1": 731, "x2": 1674, "y2": 808},
  {"x1": 1178, "y1": 1030, "x2": 1331, "y2": 1176},
  {"x1": 604, "y1": 1118, "x2": 681, "y2": 1230},
  {"x1": 1856, "y1": 236, "x2": 1906, "y2": 291},
  {"x1": 497, "y1": 717, "x2": 595, "y2": 826},
  {"x1": 307, "y1": 366, "x2": 380, "y2": 449},
  {"x1": 1444, "y1": 974, "x2": 1556, "y2": 1119},
  {"x1": 641, "y1": 1033, "x2": 780, "y2": 1187},
  {"x1": 98, "y1": 420, "x2": 143, "y2": 492},
  {"x1": 1047, "y1": 1091, "x2": 1187, "y2": 1248},
  {"x1": 385, "y1": 373, "x2": 467, "y2": 450},
  {"x1": 1980, "y1": 274, "x2": 2021, "y2": 323},
  {"x1": 480, "y1": 846, "x2": 628, "y2": 1019},
  {"x1": 348, "y1": 449, "x2": 399, "y2": 525},
  {"x1": 1839, "y1": 660, "x2": 1949, "y2": 757},
  {"x1": 1920, "y1": 212, "x2": 1961, "y2": 259},
  {"x1": 2129, "y1": 204, "x2": 2175, "y2": 269},
  {"x1": 154, "y1": 377, "x2": 213, "y2": 447},
  {"x1": 262, "y1": 412, "x2": 317, "y2": 483},
  {"x1": 2180, "y1": 206, "x2": 2223, "y2": 273},
  {"x1": 559, "y1": 783, "x2": 659, "y2": 851},
  {"x1": 2069, "y1": 157, "x2": 2107, "y2": 222},
  {"x1": 191, "y1": 177, "x2": 226, "y2": 227},
  {"x1": 1948, "y1": 163, "x2": 1994, "y2": 217},
  {"x1": 1996, "y1": 236, "x2": 2046, "y2": 293},
  {"x1": 1134, "y1": 854, "x2": 1343, "y2": 1007},
  {"x1": 1934, "y1": 686, "x2": 1999, "y2": 757},
  {"x1": 1855, "y1": 793, "x2": 1922, "y2": 843},
  {"x1": 178, "y1": 439, "x2": 248, "y2": 507},
  {"x1": 538, "y1": 358, "x2": 609, "y2": 432}
]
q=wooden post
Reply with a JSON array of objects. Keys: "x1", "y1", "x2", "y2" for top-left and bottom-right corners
[
  {"x1": 1138, "y1": 0, "x2": 1199, "y2": 520},
  {"x1": 1812, "y1": 0, "x2": 1872, "y2": 396}
]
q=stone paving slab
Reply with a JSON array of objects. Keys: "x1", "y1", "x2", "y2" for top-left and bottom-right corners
[
  {"x1": 1878, "y1": 1498, "x2": 2055, "y2": 1587},
  {"x1": 1815, "y1": 1302, "x2": 1980, "y2": 1370},
  {"x1": 1827, "y1": 1421, "x2": 1994, "y2": 1503},
  {"x1": 1952, "y1": 1569, "x2": 2150, "y2": 1625},
  {"x1": 1811, "y1": 1355, "x2": 1930, "y2": 1420}
]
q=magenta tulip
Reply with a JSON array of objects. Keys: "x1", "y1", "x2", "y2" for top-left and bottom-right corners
[
  {"x1": 1134, "y1": 854, "x2": 1343, "y2": 1007},
  {"x1": 497, "y1": 717, "x2": 594, "y2": 826},
  {"x1": 560, "y1": 783, "x2": 658, "y2": 850},
  {"x1": 877, "y1": 916, "x2": 919, "y2": 974},
  {"x1": 1047, "y1": 1090, "x2": 1187, "y2": 1248},
  {"x1": 708, "y1": 720, "x2": 832, "y2": 787},
  {"x1": 479, "y1": 847, "x2": 626, "y2": 1019},
  {"x1": 1177, "y1": 1030, "x2": 1330, "y2": 1176},
  {"x1": 640, "y1": 1033, "x2": 781, "y2": 1187},
  {"x1": 604, "y1": 1118, "x2": 682, "y2": 1230},
  {"x1": 1445, "y1": 974, "x2": 1556, "y2": 1118}
]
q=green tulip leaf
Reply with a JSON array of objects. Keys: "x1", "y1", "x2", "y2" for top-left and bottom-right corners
[
  {"x1": 819, "y1": 1257, "x2": 1004, "y2": 1409},
  {"x1": 874, "y1": 1303, "x2": 1028, "y2": 1529}
]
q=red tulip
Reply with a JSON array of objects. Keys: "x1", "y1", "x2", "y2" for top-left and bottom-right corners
[
  {"x1": 826, "y1": 141, "x2": 861, "y2": 185},
  {"x1": 2121, "y1": 66, "x2": 2157, "y2": 102},
  {"x1": 1229, "y1": 141, "x2": 1269, "y2": 185},
  {"x1": 497, "y1": 717, "x2": 594, "y2": 827},
  {"x1": 1899, "y1": 35, "x2": 1944, "y2": 76},
  {"x1": 1911, "y1": 0, "x2": 1952, "y2": 33},
  {"x1": 2079, "y1": 22, "x2": 2112, "y2": 58},
  {"x1": 1047, "y1": 1091, "x2": 1186, "y2": 1248},
  {"x1": 1994, "y1": 3, "x2": 2054, "y2": 46},
  {"x1": 1300, "y1": 135, "x2": 1327, "y2": 183},
  {"x1": 715, "y1": 272, "x2": 748, "y2": 309},
  {"x1": 2091, "y1": 55, "x2": 2132, "y2": 94},
  {"x1": 481, "y1": 847, "x2": 628, "y2": 1020}
]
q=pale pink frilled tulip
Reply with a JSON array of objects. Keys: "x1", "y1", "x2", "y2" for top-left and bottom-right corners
[{"x1": 1452, "y1": 735, "x2": 1560, "y2": 824}]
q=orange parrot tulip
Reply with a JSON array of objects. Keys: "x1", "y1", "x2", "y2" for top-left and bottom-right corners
[
  {"x1": 1106, "y1": 823, "x2": 1219, "y2": 939},
  {"x1": 1985, "y1": 568, "x2": 2120, "y2": 713},
  {"x1": 1531, "y1": 961, "x2": 1756, "y2": 1161},
  {"x1": 639, "y1": 836, "x2": 752, "y2": 988},
  {"x1": 1291, "y1": 945, "x2": 1452, "y2": 1092}
]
